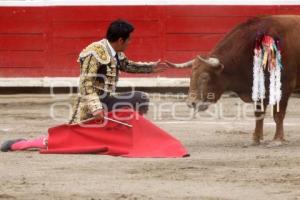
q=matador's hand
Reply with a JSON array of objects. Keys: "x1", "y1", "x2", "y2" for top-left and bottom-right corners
[{"x1": 152, "y1": 59, "x2": 168, "y2": 73}]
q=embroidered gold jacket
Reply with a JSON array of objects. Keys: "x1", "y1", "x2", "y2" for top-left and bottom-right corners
[{"x1": 69, "y1": 39, "x2": 154, "y2": 124}]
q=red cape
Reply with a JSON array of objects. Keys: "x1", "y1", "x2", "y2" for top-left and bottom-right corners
[{"x1": 41, "y1": 109, "x2": 188, "y2": 158}]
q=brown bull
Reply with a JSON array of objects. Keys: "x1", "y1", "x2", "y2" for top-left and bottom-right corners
[{"x1": 167, "y1": 15, "x2": 300, "y2": 146}]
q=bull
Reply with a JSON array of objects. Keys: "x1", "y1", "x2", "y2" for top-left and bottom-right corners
[{"x1": 166, "y1": 15, "x2": 300, "y2": 146}]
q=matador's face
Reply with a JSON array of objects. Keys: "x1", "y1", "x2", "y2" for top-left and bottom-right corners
[{"x1": 117, "y1": 35, "x2": 132, "y2": 52}]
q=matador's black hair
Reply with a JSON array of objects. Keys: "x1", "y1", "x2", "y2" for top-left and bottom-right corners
[{"x1": 106, "y1": 19, "x2": 134, "y2": 42}]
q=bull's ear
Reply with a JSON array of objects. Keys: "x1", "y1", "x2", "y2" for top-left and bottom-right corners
[{"x1": 211, "y1": 63, "x2": 224, "y2": 75}]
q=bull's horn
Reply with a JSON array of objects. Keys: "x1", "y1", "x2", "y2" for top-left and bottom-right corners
[
  {"x1": 165, "y1": 60, "x2": 193, "y2": 68},
  {"x1": 197, "y1": 56, "x2": 220, "y2": 67}
]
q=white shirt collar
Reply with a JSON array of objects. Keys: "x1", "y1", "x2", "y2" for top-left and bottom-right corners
[{"x1": 106, "y1": 40, "x2": 117, "y2": 57}]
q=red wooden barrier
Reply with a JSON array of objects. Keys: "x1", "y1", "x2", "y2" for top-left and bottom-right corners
[{"x1": 0, "y1": 5, "x2": 300, "y2": 78}]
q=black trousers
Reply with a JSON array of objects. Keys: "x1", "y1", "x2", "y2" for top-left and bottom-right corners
[{"x1": 100, "y1": 91, "x2": 150, "y2": 114}]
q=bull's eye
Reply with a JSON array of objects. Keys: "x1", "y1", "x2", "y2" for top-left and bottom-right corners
[
  {"x1": 197, "y1": 73, "x2": 210, "y2": 101},
  {"x1": 199, "y1": 73, "x2": 210, "y2": 82},
  {"x1": 198, "y1": 74, "x2": 210, "y2": 87}
]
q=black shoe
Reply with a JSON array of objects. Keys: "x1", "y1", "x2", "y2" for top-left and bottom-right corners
[{"x1": 0, "y1": 139, "x2": 25, "y2": 152}]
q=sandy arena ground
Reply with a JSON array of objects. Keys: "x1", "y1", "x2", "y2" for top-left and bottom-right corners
[{"x1": 0, "y1": 93, "x2": 300, "y2": 200}]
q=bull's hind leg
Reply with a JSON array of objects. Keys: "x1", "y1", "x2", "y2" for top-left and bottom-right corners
[
  {"x1": 266, "y1": 94, "x2": 291, "y2": 147},
  {"x1": 269, "y1": 99, "x2": 289, "y2": 146},
  {"x1": 252, "y1": 104, "x2": 267, "y2": 145}
]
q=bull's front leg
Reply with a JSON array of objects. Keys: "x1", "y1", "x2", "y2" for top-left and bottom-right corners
[{"x1": 253, "y1": 103, "x2": 267, "y2": 145}]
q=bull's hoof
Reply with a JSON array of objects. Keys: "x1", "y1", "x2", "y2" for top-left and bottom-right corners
[
  {"x1": 265, "y1": 140, "x2": 287, "y2": 148},
  {"x1": 242, "y1": 141, "x2": 261, "y2": 148}
]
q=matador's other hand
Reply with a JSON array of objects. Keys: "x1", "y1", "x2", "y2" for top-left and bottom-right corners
[{"x1": 92, "y1": 109, "x2": 105, "y2": 122}]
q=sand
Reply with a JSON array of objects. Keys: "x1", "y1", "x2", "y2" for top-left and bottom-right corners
[{"x1": 0, "y1": 94, "x2": 300, "y2": 200}]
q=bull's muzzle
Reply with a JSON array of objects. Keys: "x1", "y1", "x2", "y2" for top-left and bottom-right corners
[
  {"x1": 186, "y1": 98, "x2": 209, "y2": 112},
  {"x1": 185, "y1": 98, "x2": 194, "y2": 108},
  {"x1": 197, "y1": 103, "x2": 209, "y2": 111}
]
